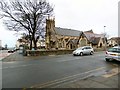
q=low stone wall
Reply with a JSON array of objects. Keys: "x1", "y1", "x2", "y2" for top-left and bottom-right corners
[
  {"x1": 26, "y1": 49, "x2": 74, "y2": 56},
  {"x1": 25, "y1": 47, "x2": 108, "y2": 56},
  {"x1": 94, "y1": 48, "x2": 105, "y2": 52}
]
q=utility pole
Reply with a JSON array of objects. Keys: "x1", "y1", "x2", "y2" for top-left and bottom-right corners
[
  {"x1": 0, "y1": 40, "x2": 2, "y2": 50},
  {"x1": 104, "y1": 26, "x2": 107, "y2": 51}
]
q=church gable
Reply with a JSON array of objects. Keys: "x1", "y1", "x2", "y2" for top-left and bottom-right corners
[{"x1": 78, "y1": 32, "x2": 88, "y2": 47}]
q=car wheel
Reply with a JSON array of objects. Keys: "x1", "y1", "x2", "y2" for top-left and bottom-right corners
[
  {"x1": 80, "y1": 52, "x2": 83, "y2": 56},
  {"x1": 105, "y1": 58, "x2": 110, "y2": 62},
  {"x1": 73, "y1": 54, "x2": 76, "y2": 56},
  {"x1": 90, "y1": 51, "x2": 93, "y2": 55}
]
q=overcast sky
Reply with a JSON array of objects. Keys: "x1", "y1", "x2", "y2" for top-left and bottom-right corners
[{"x1": 0, "y1": 0, "x2": 119, "y2": 47}]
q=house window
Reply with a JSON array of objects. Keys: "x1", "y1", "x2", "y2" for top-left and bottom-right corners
[
  {"x1": 70, "y1": 44, "x2": 73, "y2": 49},
  {"x1": 100, "y1": 43, "x2": 102, "y2": 47}
]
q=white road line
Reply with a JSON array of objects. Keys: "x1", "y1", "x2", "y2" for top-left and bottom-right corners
[
  {"x1": 0, "y1": 64, "x2": 37, "y2": 70},
  {"x1": 57, "y1": 59, "x2": 81, "y2": 62},
  {"x1": 31, "y1": 67, "x2": 105, "y2": 88},
  {"x1": 56, "y1": 57, "x2": 82, "y2": 62}
]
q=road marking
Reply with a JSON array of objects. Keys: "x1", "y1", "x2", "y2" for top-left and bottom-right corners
[
  {"x1": 102, "y1": 67, "x2": 120, "y2": 78},
  {"x1": 30, "y1": 67, "x2": 105, "y2": 88},
  {"x1": 0, "y1": 64, "x2": 38, "y2": 70},
  {"x1": 48, "y1": 55, "x2": 56, "y2": 56},
  {"x1": 56, "y1": 58, "x2": 81, "y2": 62},
  {"x1": 2, "y1": 61, "x2": 16, "y2": 63}
]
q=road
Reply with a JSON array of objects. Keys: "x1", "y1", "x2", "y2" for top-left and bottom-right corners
[{"x1": 2, "y1": 51, "x2": 120, "y2": 88}]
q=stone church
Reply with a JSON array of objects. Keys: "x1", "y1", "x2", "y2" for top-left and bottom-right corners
[{"x1": 45, "y1": 19, "x2": 91, "y2": 50}]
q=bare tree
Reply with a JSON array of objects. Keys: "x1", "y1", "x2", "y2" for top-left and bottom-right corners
[{"x1": 0, "y1": 0, "x2": 54, "y2": 50}]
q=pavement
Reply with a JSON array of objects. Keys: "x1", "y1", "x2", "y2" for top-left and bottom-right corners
[
  {"x1": 54, "y1": 70, "x2": 119, "y2": 88},
  {"x1": 0, "y1": 50, "x2": 12, "y2": 60},
  {"x1": 1, "y1": 51, "x2": 120, "y2": 89},
  {"x1": 1, "y1": 51, "x2": 43, "y2": 62}
]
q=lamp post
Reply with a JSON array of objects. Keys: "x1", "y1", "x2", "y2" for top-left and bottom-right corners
[{"x1": 104, "y1": 26, "x2": 107, "y2": 51}]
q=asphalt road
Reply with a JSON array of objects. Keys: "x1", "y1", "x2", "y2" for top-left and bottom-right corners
[{"x1": 2, "y1": 51, "x2": 120, "y2": 88}]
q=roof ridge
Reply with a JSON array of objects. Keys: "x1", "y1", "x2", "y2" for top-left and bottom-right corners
[{"x1": 55, "y1": 27, "x2": 82, "y2": 32}]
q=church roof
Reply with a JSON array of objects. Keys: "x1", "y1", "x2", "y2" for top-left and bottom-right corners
[
  {"x1": 55, "y1": 27, "x2": 83, "y2": 36},
  {"x1": 89, "y1": 37, "x2": 101, "y2": 45},
  {"x1": 84, "y1": 29, "x2": 94, "y2": 33}
]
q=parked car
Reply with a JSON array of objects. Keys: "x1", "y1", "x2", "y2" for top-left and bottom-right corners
[
  {"x1": 105, "y1": 46, "x2": 120, "y2": 62},
  {"x1": 8, "y1": 48, "x2": 16, "y2": 53},
  {"x1": 73, "y1": 46, "x2": 94, "y2": 56}
]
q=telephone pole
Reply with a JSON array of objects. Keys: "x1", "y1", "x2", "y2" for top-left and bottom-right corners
[{"x1": 104, "y1": 26, "x2": 107, "y2": 51}]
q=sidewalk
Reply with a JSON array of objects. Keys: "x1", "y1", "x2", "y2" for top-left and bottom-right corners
[
  {"x1": 1, "y1": 51, "x2": 31, "y2": 62},
  {"x1": 54, "y1": 69, "x2": 120, "y2": 88},
  {"x1": 1, "y1": 51, "x2": 46, "y2": 62},
  {"x1": 57, "y1": 75, "x2": 119, "y2": 88},
  {"x1": 0, "y1": 52, "x2": 12, "y2": 61}
]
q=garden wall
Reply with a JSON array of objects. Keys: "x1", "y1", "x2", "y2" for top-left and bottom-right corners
[{"x1": 25, "y1": 49, "x2": 74, "y2": 56}]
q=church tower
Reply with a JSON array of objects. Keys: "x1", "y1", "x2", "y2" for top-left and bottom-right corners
[{"x1": 45, "y1": 18, "x2": 55, "y2": 50}]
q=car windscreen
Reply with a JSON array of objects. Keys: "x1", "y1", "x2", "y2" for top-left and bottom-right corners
[
  {"x1": 108, "y1": 48, "x2": 120, "y2": 53},
  {"x1": 76, "y1": 47, "x2": 83, "y2": 50}
]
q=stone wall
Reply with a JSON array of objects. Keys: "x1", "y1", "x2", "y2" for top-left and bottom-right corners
[{"x1": 26, "y1": 49, "x2": 74, "y2": 56}]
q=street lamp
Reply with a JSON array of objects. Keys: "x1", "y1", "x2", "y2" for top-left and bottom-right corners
[{"x1": 104, "y1": 26, "x2": 107, "y2": 51}]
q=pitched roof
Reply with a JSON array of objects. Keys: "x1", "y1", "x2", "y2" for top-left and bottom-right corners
[
  {"x1": 55, "y1": 27, "x2": 82, "y2": 36},
  {"x1": 84, "y1": 30, "x2": 94, "y2": 33},
  {"x1": 66, "y1": 39, "x2": 79, "y2": 45},
  {"x1": 90, "y1": 37, "x2": 101, "y2": 45},
  {"x1": 109, "y1": 37, "x2": 120, "y2": 44},
  {"x1": 84, "y1": 32, "x2": 104, "y2": 40},
  {"x1": 84, "y1": 33, "x2": 95, "y2": 40},
  {"x1": 17, "y1": 38, "x2": 28, "y2": 43},
  {"x1": 109, "y1": 37, "x2": 120, "y2": 41}
]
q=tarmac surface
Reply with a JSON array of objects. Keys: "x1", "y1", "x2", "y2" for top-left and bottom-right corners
[
  {"x1": 53, "y1": 70, "x2": 119, "y2": 88},
  {"x1": 1, "y1": 51, "x2": 120, "y2": 89}
]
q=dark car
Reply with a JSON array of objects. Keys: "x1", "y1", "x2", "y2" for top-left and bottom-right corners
[{"x1": 8, "y1": 49, "x2": 15, "y2": 53}]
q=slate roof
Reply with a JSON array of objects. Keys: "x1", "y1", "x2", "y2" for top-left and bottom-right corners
[
  {"x1": 89, "y1": 37, "x2": 101, "y2": 45},
  {"x1": 66, "y1": 39, "x2": 79, "y2": 45},
  {"x1": 84, "y1": 30, "x2": 94, "y2": 33},
  {"x1": 17, "y1": 39, "x2": 28, "y2": 43},
  {"x1": 84, "y1": 32, "x2": 104, "y2": 41},
  {"x1": 55, "y1": 27, "x2": 82, "y2": 36},
  {"x1": 109, "y1": 37, "x2": 120, "y2": 41},
  {"x1": 108, "y1": 37, "x2": 120, "y2": 44}
]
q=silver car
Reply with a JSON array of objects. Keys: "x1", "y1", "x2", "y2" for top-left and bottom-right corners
[
  {"x1": 105, "y1": 46, "x2": 120, "y2": 62},
  {"x1": 73, "y1": 46, "x2": 94, "y2": 56}
]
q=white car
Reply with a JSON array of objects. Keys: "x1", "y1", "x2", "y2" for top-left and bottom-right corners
[
  {"x1": 73, "y1": 46, "x2": 94, "y2": 56},
  {"x1": 105, "y1": 46, "x2": 120, "y2": 62}
]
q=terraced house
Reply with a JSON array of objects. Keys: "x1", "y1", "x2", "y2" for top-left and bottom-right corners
[{"x1": 45, "y1": 19, "x2": 91, "y2": 50}]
